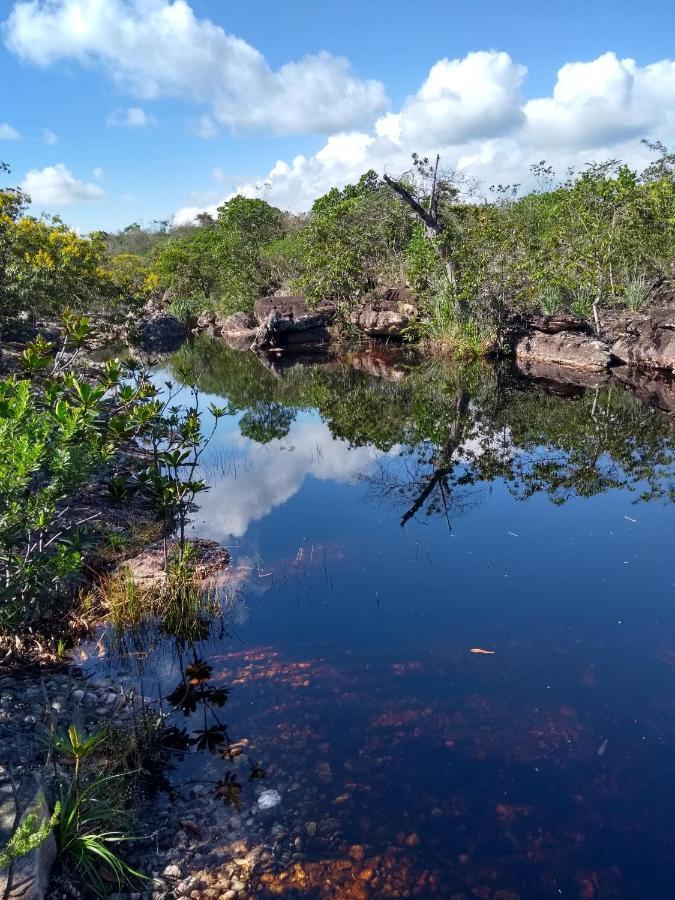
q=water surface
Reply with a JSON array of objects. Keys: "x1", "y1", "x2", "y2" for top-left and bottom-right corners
[{"x1": 90, "y1": 339, "x2": 675, "y2": 898}]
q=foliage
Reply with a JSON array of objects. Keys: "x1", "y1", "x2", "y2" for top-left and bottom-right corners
[
  {"x1": 292, "y1": 170, "x2": 411, "y2": 305},
  {"x1": 54, "y1": 724, "x2": 143, "y2": 895},
  {"x1": 153, "y1": 196, "x2": 285, "y2": 316},
  {"x1": 0, "y1": 165, "x2": 143, "y2": 322},
  {"x1": 0, "y1": 801, "x2": 61, "y2": 871},
  {"x1": 0, "y1": 315, "x2": 223, "y2": 633}
]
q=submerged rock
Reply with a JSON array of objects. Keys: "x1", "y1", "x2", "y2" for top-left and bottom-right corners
[
  {"x1": 0, "y1": 771, "x2": 56, "y2": 900},
  {"x1": 515, "y1": 330, "x2": 610, "y2": 372},
  {"x1": 257, "y1": 790, "x2": 282, "y2": 810}
]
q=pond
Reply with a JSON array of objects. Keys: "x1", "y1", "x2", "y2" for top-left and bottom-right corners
[{"x1": 84, "y1": 337, "x2": 675, "y2": 898}]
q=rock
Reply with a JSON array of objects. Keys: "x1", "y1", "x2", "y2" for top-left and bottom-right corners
[
  {"x1": 163, "y1": 863, "x2": 183, "y2": 879},
  {"x1": 253, "y1": 295, "x2": 335, "y2": 325},
  {"x1": 257, "y1": 790, "x2": 282, "y2": 811},
  {"x1": 610, "y1": 309, "x2": 675, "y2": 372},
  {"x1": 515, "y1": 330, "x2": 610, "y2": 372},
  {"x1": 195, "y1": 311, "x2": 217, "y2": 331},
  {"x1": 217, "y1": 312, "x2": 258, "y2": 351},
  {"x1": 219, "y1": 312, "x2": 257, "y2": 340},
  {"x1": 121, "y1": 538, "x2": 230, "y2": 589},
  {"x1": 528, "y1": 313, "x2": 589, "y2": 334},
  {"x1": 134, "y1": 314, "x2": 187, "y2": 353},
  {"x1": 349, "y1": 286, "x2": 419, "y2": 338},
  {"x1": 252, "y1": 311, "x2": 331, "y2": 352}
]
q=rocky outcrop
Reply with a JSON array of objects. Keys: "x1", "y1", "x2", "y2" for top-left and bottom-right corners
[
  {"x1": 252, "y1": 311, "x2": 331, "y2": 352},
  {"x1": 515, "y1": 330, "x2": 611, "y2": 372},
  {"x1": 121, "y1": 538, "x2": 230, "y2": 590},
  {"x1": 253, "y1": 295, "x2": 335, "y2": 325},
  {"x1": 220, "y1": 312, "x2": 257, "y2": 339},
  {"x1": 528, "y1": 314, "x2": 589, "y2": 334},
  {"x1": 250, "y1": 296, "x2": 336, "y2": 352},
  {"x1": 609, "y1": 309, "x2": 675, "y2": 373},
  {"x1": 349, "y1": 287, "x2": 419, "y2": 338},
  {"x1": 134, "y1": 314, "x2": 187, "y2": 353}
]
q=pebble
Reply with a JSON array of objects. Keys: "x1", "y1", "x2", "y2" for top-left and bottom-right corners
[
  {"x1": 257, "y1": 790, "x2": 282, "y2": 810},
  {"x1": 163, "y1": 864, "x2": 182, "y2": 879}
]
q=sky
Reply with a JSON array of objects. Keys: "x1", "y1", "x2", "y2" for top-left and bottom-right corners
[{"x1": 0, "y1": 0, "x2": 674, "y2": 233}]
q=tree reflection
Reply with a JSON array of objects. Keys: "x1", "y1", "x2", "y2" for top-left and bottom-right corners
[{"x1": 167, "y1": 338, "x2": 675, "y2": 528}]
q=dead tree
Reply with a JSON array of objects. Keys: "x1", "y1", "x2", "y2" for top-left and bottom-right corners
[{"x1": 383, "y1": 154, "x2": 460, "y2": 291}]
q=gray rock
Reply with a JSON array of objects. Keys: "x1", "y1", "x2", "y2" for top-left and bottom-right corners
[
  {"x1": 253, "y1": 295, "x2": 335, "y2": 325},
  {"x1": 515, "y1": 330, "x2": 610, "y2": 372},
  {"x1": 163, "y1": 863, "x2": 182, "y2": 879},
  {"x1": 610, "y1": 309, "x2": 675, "y2": 373},
  {"x1": 134, "y1": 315, "x2": 187, "y2": 353},
  {"x1": 349, "y1": 286, "x2": 419, "y2": 338}
]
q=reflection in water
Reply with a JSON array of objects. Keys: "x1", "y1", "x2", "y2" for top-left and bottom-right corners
[
  {"x1": 198, "y1": 419, "x2": 392, "y2": 539},
  {"x1": 87, "y1": 338, "x2": 675, "y2": 898}
]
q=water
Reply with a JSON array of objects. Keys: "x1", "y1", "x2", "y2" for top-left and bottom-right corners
[{"x1": 87, "y1": 338, "x2": 675, "y2": 898}]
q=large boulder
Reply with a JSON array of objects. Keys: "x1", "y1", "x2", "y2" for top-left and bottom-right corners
[
  {"x1": 350, "y1": 287, "x2": 419, "y2": 338},
  {"x1": 254, "y1": 295, "x2": 336, "y2": 325},
  {"x1": 610, "y1": 310, "x2": 675, "y2": 373},
  {"x1": 134, "y1": 314, "x2": 187, "y2": 353},
  {"x1": 252, "y1": 311, "x2": 330, "y2": 352},
  {"x1": 220, "y1": 312, "x2": 258, "y2": 339},
  {"x1": 515, "y1": 330, "x2": 610, "y2": 372}
]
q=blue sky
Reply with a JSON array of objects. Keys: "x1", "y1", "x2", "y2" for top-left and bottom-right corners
[{"x1": 1, "y1": 0, "x2": 674, "y2": 232}]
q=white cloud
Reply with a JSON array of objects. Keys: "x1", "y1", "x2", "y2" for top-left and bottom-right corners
[
  {"x1": 4, "y1": 0, "x2": 388, "y2": 135},
  {"x1": 93, "y1": 166, "x2": 104, "y2": 179},
  {"x1": 174, "y1": 50, "x2": 675, "y2": 221},
  {"x1": 187, "y1": 113, "x2": 219, "y2": 139},
  {"x1": 22, "y1": 163, "x2": 105, "y2": 205},
  {"x1": 42, "y1": 127, "x2": 58, "y2": 144},
  {"x1": 107, "y1": 106, "x2": 155, "y2": 127},
  {"x1": 196, "y1": 418, "x2": 391, "y2": 540},
  {"x1": 211, "y1": 167, "x2": 226, "y2": 184},
  {"x1": 0, "y1": 122, "x2": 21, "y2": 140}
]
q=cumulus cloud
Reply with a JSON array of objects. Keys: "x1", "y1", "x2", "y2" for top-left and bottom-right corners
[
  {"x1": 174, "y1": 50, "x2": 675, "y2": 222},
  {"x1": 4, "y1": 0, "x2": 388, "y2": 134},
  {"x1": 42, "y1": 128, "x2": 58, "y2": 144},
  {"x1": 195, "y1": 419, "x2": 390, "y2": 540},
  {"x1": 22, "y1": 163, "x2": 105, "y2": 205},
  {"x1": 0, "y1": 122, "x2": 21, "y2": 140},
  {"x1": 107, "y1": 106, "x2": 155, "y2": 127}
]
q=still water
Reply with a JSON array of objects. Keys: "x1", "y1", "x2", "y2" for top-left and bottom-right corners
[{"x1": 92, "y1": 338, "x2": 675, "y2": 898}]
